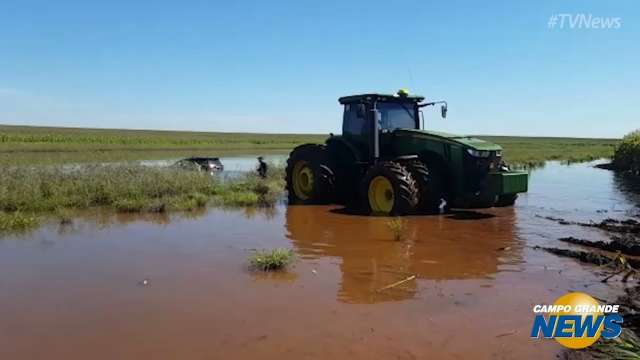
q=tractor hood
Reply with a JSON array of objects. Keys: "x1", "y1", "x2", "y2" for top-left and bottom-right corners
[{"x1": 396, "y1": 129, "x2": 502, "y2": 151}]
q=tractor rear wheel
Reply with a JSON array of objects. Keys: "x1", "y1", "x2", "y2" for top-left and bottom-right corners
[
  {"x1": 361, "y1": 161, "x2": 418, "y2": 216},
  {"x1": 286, "y1": 144, "x2": 336, "y2": 204}
]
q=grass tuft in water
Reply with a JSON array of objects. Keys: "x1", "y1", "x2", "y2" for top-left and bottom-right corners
[
  {"x1": 54, "y1": 207, "x2": 74, "y2": 225},
  {"x1": 386, "y1": 217, "x2": 407, "y2": 241},
  {"x1": 113, "y1": 198, "x2": 147, "y2": 213},
  {"x1": 586, "y1": 328, "x2": 640, "y2": 359},
  {"x1": 249, "y1": 248, "x2": 295, "y2": 271},
  {"x1": 0, "y1": 212, "x2": 39, "y2": 233},
  {"x1": 166, "y1": 193, "x2": 209, "y2": 211}
]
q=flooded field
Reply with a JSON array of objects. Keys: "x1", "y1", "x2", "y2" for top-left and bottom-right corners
[
  {"x1": 138, "y1": 153, "x2": 287, "y2": 171},
  {"x1": 0, "y1": 161, "x2": 638, "y2": 359}
]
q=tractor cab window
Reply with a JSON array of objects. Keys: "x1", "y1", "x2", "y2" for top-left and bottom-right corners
[
  {"x1": 377, "y1": 102, "x2": 417, "y2": 131},
  {"x1": 343, "y1": 103, "x2": 368, "y2": 137}
]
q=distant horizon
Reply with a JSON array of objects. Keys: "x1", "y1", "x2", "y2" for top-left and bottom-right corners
[{"x1": 0, "y1": 123, "x2": 622, "y2": 140}]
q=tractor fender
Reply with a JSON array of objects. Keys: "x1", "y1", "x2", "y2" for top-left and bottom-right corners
[{"x1": 326, "y1": 136, "x2": 361, "y2": 163}]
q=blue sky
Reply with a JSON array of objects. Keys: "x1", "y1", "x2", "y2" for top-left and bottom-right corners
[{"x1": 0, "y1": 0, "x2": 637, "y2": 137}]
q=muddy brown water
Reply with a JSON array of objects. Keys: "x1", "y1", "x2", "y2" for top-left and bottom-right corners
[{"x1": 1, "y1": 161, "x2": 638, "y2": 359}]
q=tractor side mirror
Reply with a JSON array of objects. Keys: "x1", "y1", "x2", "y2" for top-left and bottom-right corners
[
  {"x1": 356, "y1": 104, "x2": 366, "y2": 119},
  {"x1": 441, "y1": 104, "x2": 448, "y2": 119}
]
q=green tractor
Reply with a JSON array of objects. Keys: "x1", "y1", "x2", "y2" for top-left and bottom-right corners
[{"x1": 285, "y1": 90, "x2": 528, "y2": 216}]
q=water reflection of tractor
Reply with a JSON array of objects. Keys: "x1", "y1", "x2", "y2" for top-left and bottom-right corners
[
  {"x1": 285, "y1": 206, "x2": 518, "y2": 304},
  {"x1": 286, "y1": 90, "x2": 528, "y2": 215}
]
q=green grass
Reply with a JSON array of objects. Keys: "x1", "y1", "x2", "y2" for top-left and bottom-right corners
[
  {"x1": 248, "y1": 248, "x2": 295, "y2": 271},
  {"x1": 585, "y1": 328, "x2": 640, "y2": 359},
  {"x1": 0, "y1": 124, "x2": 323, "y2": 166},
  {"x1": 0, "y1": 124, "x2": 324, "y2": 152},
  {"x1": 0, "y1": 212, "x2": 39, "y2": 234},
  {"x1": 613, "y1": 130, "x2": 640, "y2": 172},
  {"x1": 0, "y1": 125, "x2": 620, "y2": 167},
  {"x1": 0, "y1": 154, "x2": 284, "y2": 235},
  {"x1": 0, "y1": 164, "x2": 284, "y2": 215},
  {"x1": 0, "y1": 125, "x2": 625, "y2": 235},
  {"x1": 478, "y1": 136, "x2": 619, "y2": 167},
  {"x1": 54, "y1": 208, "x2": 73, "y2": 225}
]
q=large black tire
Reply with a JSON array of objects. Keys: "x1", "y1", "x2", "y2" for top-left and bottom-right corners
[
  {"x1": 360, "y1": 161, "x2": 418, "y2": 216},
  {"x1": 495, "y1": 194, "x2": 518, "y2": 207},
  {"x1": 286, "y1": 144, "x2": 336, "y2": 204}
]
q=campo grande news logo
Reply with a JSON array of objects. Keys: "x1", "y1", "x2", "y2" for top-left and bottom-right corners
[{"x1": 530, "y1": 292, "x2": 624, "y2": 349}]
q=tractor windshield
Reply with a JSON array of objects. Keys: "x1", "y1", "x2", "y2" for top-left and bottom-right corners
[{"x1": 377, "y1": 102, "x2": 417, "y2": 131}]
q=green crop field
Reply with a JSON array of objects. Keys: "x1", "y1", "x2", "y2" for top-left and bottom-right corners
[
  {"x1": 477, "y1": 135, "x2": 619, "y2": 167},
  {"x1": 0, "y1": 124, "x2": 623, "y2": 233},
  {"x1": 0, "y1": 125, "x2": 325, "y2": 151},
  {"x1": 0, "y1": 124, "x2": 619, "y2": 166}
]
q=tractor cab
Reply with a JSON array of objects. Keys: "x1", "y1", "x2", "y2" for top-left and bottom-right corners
[{"x1": 338, "y1": 91, "x2": 447, "y2": 161}]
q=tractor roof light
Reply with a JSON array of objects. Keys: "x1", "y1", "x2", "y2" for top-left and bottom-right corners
[{"x1": 397, "y1": 89, "x2": 410, "y2": 97}]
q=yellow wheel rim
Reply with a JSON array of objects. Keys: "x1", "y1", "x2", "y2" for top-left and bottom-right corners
[
  {"x1": 292, "y1": 161, "x2": 314, "y2": 200},
  {"x1": 368, "y1": 176, "x2": 394, "y2": 214}
]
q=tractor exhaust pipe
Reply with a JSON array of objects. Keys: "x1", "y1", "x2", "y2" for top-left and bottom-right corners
[{"x1": 372, "y1": 102, "x2": 380, "y2": 161}]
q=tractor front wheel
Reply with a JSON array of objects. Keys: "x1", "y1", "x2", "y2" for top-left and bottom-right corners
[
  {"x1": 286, "y1": 144, "x2": 336, "y2": 204},
  {"x1": 361, "y1": 161, "x2": 418, "y2": 216}
]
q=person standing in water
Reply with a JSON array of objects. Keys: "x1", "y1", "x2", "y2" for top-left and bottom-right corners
[{"x1": 257, "y1": 156, "x2": 268, "y2": 178}]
